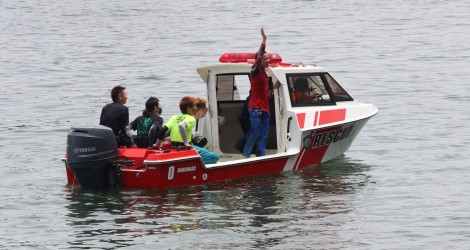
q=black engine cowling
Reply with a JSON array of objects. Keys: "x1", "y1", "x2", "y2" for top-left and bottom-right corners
[{"x1": 66, "y1": 125, "x2": 120, "y2": 190}]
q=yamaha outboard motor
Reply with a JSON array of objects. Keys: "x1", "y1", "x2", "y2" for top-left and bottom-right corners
[{"x1": 66, "y1": 125, "x2": 120, "y2": 190}]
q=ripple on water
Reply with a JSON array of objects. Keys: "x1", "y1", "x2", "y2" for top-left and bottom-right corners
[{"x1": 1, "y1": 0, "x2": 470, "y2": 249}]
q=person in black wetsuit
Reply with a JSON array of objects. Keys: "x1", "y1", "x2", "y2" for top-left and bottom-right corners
[
  {"x1": 126, "y1": 96, "x2": 164, "y2": 148},
  {"x1": 99, "y1": 85, "x2": 132, "y2": 147}
]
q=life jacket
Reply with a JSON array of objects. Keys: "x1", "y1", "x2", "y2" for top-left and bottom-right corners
[
  {"x1": 137, "y1": 116, "x2": 156, "y2": 137},
  {"x1": 166, "y1": 114, "x2": 195, "y2": 143}
]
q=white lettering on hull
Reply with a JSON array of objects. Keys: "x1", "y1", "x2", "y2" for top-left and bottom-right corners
[{"x1": 177, "y1": 166, "x2": 196, "y2": 173}]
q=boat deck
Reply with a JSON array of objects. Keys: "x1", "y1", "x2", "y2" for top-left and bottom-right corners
[{"x1": 216, "y1": 149, "x2": 282, "y2": 163}]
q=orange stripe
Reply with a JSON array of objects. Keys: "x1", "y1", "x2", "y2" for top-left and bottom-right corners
[
  {"x1": 319, "y1": 109, "x2": 346, "y2": 125},
  {"x1": 296, "y1": 113, "x2": 306, "y2": 129}
]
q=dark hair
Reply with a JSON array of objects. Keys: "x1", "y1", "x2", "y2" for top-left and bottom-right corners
[
  {"x1": 145, "y1": 97, "x2": 160, "y2": 112},
  {"x1": 179, "y1": 96, "x2": 196, "y2": 114},
  {"x1": 111, "y1": 85, "x2": 126, "y2": 102},
  {"x1": 294, "y1": 78, "x2": 308, "y2": 92}
]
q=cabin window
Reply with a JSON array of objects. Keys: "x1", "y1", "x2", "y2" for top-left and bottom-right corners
[
  {"x1": 287, "y1": 73, "x2": 354, "y2": 106},
  {"x1": 324, "y1": 73, "x2": 354, "y2": 102},
  {"x1": 287, "y1": 74, "x2": 334, "y2": 107},
  {"x1": 216, "y1": 74, "x2": 251, "y2": 101}
]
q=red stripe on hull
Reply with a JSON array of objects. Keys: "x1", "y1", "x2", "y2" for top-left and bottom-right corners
[
  {"x1": 319, "y1": 109, "x2": 346, "y2": 125},
  {"x1": 293, "y1": 148, "x2": 305, "y2": 170},
  {"x1": 313, "y1": 111, "x2": 319, "y2": 126},
  {"x1": 295, "y1": 125, "x2": 343, "y2": 170},
  {"x1": 296, "y1": 113, "x2": 306, "y2": 129}
]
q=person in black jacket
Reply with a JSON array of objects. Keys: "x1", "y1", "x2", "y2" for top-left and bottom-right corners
[
  {"x1": 126, "y1": 97, "x2": 163, "y2": 148},
  {"x1": 99, "y1": 85, "x2": 132, "y2": 147}
]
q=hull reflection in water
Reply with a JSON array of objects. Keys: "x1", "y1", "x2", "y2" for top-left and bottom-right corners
[{"x1": 64, "y1": 157, "x2": 371, "y2": 248}]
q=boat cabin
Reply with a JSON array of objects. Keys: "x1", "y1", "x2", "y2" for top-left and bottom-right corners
[{"x1": 195, "y1": 53, "x2": 371, "y2": 163}]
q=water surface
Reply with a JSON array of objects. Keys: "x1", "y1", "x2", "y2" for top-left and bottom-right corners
[{"x1": 1, "y1": 0, "x2": 469, "y2": 249}]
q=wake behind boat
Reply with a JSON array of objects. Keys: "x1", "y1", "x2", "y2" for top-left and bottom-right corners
[{"x1": 63, "y1": 52, "x2": 378, "y2": 190}]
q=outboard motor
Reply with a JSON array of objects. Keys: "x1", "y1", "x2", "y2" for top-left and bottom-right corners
[{"x1": 66, "y1": 125, "x2": 120, "y2": 190}]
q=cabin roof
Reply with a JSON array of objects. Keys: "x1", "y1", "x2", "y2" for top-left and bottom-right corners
[{"x1": 197, "y1": 63, "x2": 328, "y2": 84}]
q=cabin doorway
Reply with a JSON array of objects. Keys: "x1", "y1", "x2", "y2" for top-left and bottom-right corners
[{"x1": 215, "y1": 73, "x2": 277, "y2": 154}]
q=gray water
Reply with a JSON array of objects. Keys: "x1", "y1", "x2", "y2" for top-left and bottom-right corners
[{"x1": 1, "y1": 0, "x2": 469, "y2": 249}]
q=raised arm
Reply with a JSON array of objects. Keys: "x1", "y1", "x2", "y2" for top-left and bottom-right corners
[
  {"x1": 256, "y1": 28, "x2": 267, "y2": 63},
  {"x1": 252, "y1": 28, "x2": 267, "y2": 76},
  {"x1": 261, "y1": 28, "x2": 266, "y2": 44}
]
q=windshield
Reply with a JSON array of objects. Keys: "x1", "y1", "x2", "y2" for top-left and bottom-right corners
[{"x1": 287, "y1": 73, "x2": 353, "y2": 107}]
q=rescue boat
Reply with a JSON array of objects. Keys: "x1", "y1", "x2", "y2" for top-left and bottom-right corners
[{"x1": 63, "y1": 52, "x2": 378, "y2": 190}]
